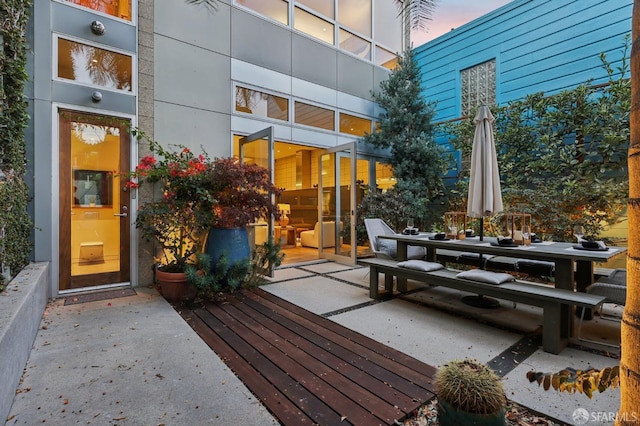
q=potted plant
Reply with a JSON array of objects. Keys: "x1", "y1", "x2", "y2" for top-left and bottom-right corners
[
  {"x1": 435, "y1": 358, "x2": 507, "y2": 426},
  {"x1": 124, "y1": 137, "x2": 216, "y2": 302},
  {"x1": 201, "y1": 157, "x2": 281, "y2": 283}
]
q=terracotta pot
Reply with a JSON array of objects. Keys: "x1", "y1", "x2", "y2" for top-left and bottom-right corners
[{"x1": 156, "y1": 269, "x2": 196, "y2": 303}]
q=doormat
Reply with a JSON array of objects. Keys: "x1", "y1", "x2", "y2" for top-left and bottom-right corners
[{"x1": 64, "y1": 288, "x2": 136, "y2": 306}]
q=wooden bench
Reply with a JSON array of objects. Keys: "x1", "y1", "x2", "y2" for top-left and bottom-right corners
[{"x1": 358, "y1": 257, "x2": 606, "y2": 354}]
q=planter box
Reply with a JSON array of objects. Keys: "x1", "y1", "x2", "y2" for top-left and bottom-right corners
[{"x1": 0, "y1": 263, "x2": 49, "y2": 422}]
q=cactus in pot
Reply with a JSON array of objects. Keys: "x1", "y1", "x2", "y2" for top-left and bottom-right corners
[{"x1": 435, "y1": 358, "x2": 507, "y2": 426}]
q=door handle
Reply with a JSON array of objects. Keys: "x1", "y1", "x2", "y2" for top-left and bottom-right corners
[{"x1": 114, "y1": 206, "x2": 128, "y2": 217}]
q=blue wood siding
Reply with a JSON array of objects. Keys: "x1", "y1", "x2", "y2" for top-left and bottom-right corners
[{"x1": 414, "y1": 0, "x2": 632, "y2": 123}]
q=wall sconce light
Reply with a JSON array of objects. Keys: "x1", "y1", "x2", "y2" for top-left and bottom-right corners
[
  {"x1": 90, "y1": 20, "x2": 105, "y2": 35},
  {"x1": 91, "y1": 91, "x2": 103, "y2": 103}
]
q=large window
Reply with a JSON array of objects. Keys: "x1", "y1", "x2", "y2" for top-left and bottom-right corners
[
  {"x1": 375, "y1": 46, "x2": 398, "y2": 70},
  {"x1": 294, "y1": 7, "x2": 334, "y2": 44},
  {"x1": 235, "y1": 86, "x2": 289, "y2": 121},
  {"x1": 295, "y1": 102, "x2": 335, "y2": 130},
  {"x1": 461, "y1": 59, "x2": 496, "y2": 116},
  {"x1": 57, "y1": 38, "x2": 132, "y2": 91},
  {"x1": 338, "y1": 0, "x2": 371, "y2": 37},
  {"x1": 339, "y1": 29, "x2": 370, "y2": 60},
  {"x1": 64, "y1": 0, "x2": 132, "y2": 21},
  {"x1": 374, "y1": 0, "x2": 402, "y2": 53},
  {"x1": 339, "y1": 113, "x2": 371, "y2": 136},
  {"x1": 237, "y1": 0, "x2": 289, "y2": 25},
  {"x1": 297, "y1": 0, "x2": 334, "y2": 18},
  {"x1": 236, "y1": 0, "x2": 400, "y2": 67}
]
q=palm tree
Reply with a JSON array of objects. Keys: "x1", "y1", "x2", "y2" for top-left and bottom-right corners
[{"x1": 619, "y1": 2, "x2": 640, "y2": 424}]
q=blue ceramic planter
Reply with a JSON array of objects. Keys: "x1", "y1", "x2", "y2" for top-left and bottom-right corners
[{"x1": 205, "y1": 227, "x2": 250, "y2": 273}]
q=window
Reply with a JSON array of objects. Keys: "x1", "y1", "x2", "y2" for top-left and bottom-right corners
[
  {"x1": 339, "y1": 113, "x2": 371, "y2": 136},
  {"x1": 235, "y1": 87, "x2": 289, "y2": 121},
  {"x1": 57, "y1": 38, "x2": 132, "y2": 91},
  {"x1": 295, "y1": 102, "x2": 335, "y2": 130},
  {"x1": 236, "y1": 0, "x2": 403, "y2": 67},
  {"x1": 375, "y1": 46, "x2": 398, "y2": 70},
  {"x1": 297, "y1": 0, "x2": 334, "y2": 18},
  {"x1": 237, "y1": 0, "x2": 289, "y2": 25},
  {"x1": 338, "y1": 0, "x2": 371, "y2": 37},
  {"x1": 461, "y1": 59, "x2": 496, "y2": 116},
  {"x1": 64, "y1": 0, "x2": 132, "y2": 21},
  {"x1": 373, "y1": 0, "x2": 402, "y2": 52},
  {"x1": 339, "y1": 29, "x2": 370, "y2": 60},
  {"x1": 294, "y1": 7, "x2": 334, "y2": 44}
]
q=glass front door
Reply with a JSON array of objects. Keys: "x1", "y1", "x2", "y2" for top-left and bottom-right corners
[
  {"x1": 318, "y1": 142, "x2": 357, "y2": 264},
  {"x1": 239, "y1": 127, "x2": 276, "y2": 276},
  {"x1": 59, "y1": 110, "x2": 131, "y2": 290}
]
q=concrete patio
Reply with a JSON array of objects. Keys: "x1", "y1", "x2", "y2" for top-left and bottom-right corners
[{"x1": 4, "y1": 260, "x2": 622, "y2": 425}]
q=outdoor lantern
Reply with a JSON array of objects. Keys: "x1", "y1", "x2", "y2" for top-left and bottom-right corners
[
  {"x1": 504, "y1": 213, "x2": 532, "y2": 245},
  {"x1": 444, "y1": 212, "x2": 467, "y2": 240}
]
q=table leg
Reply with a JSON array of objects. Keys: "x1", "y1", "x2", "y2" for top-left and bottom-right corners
[
  {"x1": 396, "y1": 241, "x2": 408, "y2": 292},
  {"x1": 554, "y1": 258, "x2": 574, "y2": 339},
  {"x1": 426, "y1": 247, "x2": 437, "y2": 262},
  {"x1": 575, "y1": 260, "x2": 595, "y2": 320}
]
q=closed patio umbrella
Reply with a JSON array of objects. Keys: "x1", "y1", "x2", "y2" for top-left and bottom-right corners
[
  {"x1": 467, "y1": 105, "x2": 503, "y2": 240},
  {"x1": 465, "y1": 105, "x2": 503, "y2": 308}
]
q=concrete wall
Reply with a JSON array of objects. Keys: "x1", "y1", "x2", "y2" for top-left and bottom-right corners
[
  {"x1": 151, "y1": 1, "x2": 387, "y2": 159},
  {"x1": 0, "y1": 263, "x2": 50, "y2": 422}
]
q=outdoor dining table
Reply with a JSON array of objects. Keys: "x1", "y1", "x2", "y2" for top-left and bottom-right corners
[{"x1": 379, "y1": 233, "x2": 627, "y2": 341}]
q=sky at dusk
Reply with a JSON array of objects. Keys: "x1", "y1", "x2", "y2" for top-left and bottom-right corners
[{"x1": 410, "y1": 0, "x2": 513, "y2": 47}]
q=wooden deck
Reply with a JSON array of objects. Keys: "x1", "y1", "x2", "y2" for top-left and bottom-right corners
[{"x1": 180, "y1": 288, "x2": 437, "y2": 426}]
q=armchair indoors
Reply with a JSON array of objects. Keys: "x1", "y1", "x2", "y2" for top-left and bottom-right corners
[{"x1": 300, "y1": 221, "x2": 342, "y2": 248}]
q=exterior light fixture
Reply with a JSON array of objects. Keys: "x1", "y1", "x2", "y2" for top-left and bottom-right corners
[{"x1": 90, "y1": 20, "x2": 105, "y2": 35}]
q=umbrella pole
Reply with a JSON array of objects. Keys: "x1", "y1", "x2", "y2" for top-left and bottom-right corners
[{"x1": 462, "y1": 216, "x2": 501, "y2": 308}]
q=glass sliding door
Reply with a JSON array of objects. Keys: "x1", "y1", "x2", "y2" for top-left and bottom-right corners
[
  {"x1": 318, "y1": 142, "x2": 357, "y2": 264},
  {"x1": 239, "y1": 127, "x2": 276, "y2": 276}
]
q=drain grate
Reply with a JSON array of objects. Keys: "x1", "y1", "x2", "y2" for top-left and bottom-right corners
[{"x1": 64, "y1": 288, "x2": 136, "y2": 305}]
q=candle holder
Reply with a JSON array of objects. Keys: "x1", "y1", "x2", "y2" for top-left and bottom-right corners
[
  {"x1": 504, "y1": 213, "x2": 532, "y2": 245},
  {"x1": 444, "y1": 211, "x2": 467, "y2": 240}
]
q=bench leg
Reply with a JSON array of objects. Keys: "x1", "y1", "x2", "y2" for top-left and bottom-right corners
[
  {"x1": 542, "y1": 302, "x2": 567, "y2": 354},
  {"x1": 385, "y1": 273, "x2": 394, "y2": 294},
  {"x1": 369, "y1": 265, "x2": 380, "y2": 299},
  {"x1": 397, "y1": 277, "x2": 407, "y2": 293},
  {"x1": 369, "y1": 266, "x2": 393, "y2": 300}
]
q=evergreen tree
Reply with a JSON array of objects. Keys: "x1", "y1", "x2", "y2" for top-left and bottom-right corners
[{"x1": 362, "y1": 49, "x2": 446, "y2": 227}]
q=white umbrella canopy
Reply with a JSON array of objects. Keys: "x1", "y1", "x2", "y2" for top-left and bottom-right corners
[{"x1": 466, "y1": 105, "x2": 503, "y2": 239}]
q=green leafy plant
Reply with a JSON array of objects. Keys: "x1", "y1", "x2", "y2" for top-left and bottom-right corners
[
  {"x1": 122, "y1": 136, "x2": 216, "y2": 273},
  {"x1": 527, "y1": 366, "x2": 620, "y2": 399},
  {"x1": 186, "y1": 241, "x2": 284, "y2": 297},
  {"x1": 0, "y1": 1, "x2": 34, "y2": 285},
  {"x1": 444, "y1": 37, "x2": 630, "y2": 242},
  {"x1": 202, "y1": 157, "x2": 281, "y2": 229}
]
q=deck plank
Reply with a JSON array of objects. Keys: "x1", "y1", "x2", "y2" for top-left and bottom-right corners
[
  {"x1": 181, "y1": 288, "x2": 437, "y2": 426},
  {"x1": 184, "y1": 309, "x2": 316, "y2": 424}
]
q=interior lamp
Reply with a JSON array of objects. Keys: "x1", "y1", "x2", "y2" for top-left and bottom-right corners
[{"x1": 278, "y1": 203, "x2": 291, "y2": 226}]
